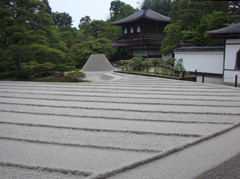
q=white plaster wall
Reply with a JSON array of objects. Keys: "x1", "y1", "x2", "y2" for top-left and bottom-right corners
[
  {"x1": 224, "y1": 39, "x2": 240, "y2": 70},
  {"x1": 224, "y1": 70, "x2": 240, "y2": 83},
  {"x1": 223, "y1": 39, "x2": 240, "y2": 83},
  {"x1": 174, "y1": 51, "x2": 223, "y2": 74}
]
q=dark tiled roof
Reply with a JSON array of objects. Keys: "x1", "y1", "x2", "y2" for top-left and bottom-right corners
[
  {"x1": 174, "y1": 44, "x2": 224, "y2": 52},
  {"x1": 206, "y1": 23, "x2": 240, "y2": 38},
  {"x1": 206, "y1": 23, "x2": 240, "y2": 34},
  {"x1": 110, "y1": 8, "x2": 171, "y2": 25}
]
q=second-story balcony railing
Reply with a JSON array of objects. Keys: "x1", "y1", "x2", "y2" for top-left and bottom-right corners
[{"x1": 118, "y1": 33, "x2": 167, "y2": 41}]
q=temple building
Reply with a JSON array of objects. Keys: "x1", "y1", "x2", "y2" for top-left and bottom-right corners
[
  {"x1": 206, "y1": 22, "x2": 240, "y2": 83},
  {"x1": 110, "y1": 8, "x2": 171, "y2": 60}
]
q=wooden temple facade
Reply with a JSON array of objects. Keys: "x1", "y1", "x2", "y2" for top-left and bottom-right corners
[{"x1": 110, "y1": 8, "x2": 171, "y2": 59}]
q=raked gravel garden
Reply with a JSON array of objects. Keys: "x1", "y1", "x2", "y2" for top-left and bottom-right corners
[{"x1": 0, "y1": 72, "x2": 240, "y2": 179}]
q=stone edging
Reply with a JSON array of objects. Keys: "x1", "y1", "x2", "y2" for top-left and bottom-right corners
[{"x1": 113, "y1": 71, "x2": 197, "y2": 82}]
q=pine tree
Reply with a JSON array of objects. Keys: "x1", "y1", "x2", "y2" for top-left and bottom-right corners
[
  {"x1": 0, "y1": 0, "x2": 61, "y2": 76},
  {"x1": 42, "y1": 0, "x2": 52, "y2": 14}
]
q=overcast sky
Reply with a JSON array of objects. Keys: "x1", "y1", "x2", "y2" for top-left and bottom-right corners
[{"x1": 48, "y1": 0, "x2": 141, "y2": 28}]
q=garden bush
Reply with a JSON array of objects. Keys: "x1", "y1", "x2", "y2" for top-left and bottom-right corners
[
  {"x1": 151, "y1": 59, "x2": 163, "y2": 67},
  {"x1": 54, "y1": 64, "x2": 68, "y2": 76},
  {"x1": 33, "y1": 66, "x2": 47, "y2": 77},
  {"x1": 31, "y1": 62, "x2": 56, "y2": 77},
  {"x1": 142, "y1": 59, "x2": 153, "y2": 72},
  {"x1": 166, "y1": 58, "x2": 176, "y2": 66},
  {"x1": 130, "y1": 55, "x2": 144, "y2": 71},
  {"x1": 18, "y1": 67, "x2": 34, "y2": 79},
  {"x1": 154, "y1": 67, "x2": 162, "y2": 74},
  {"x1": 66, "y1": 66, "x2": 77, "y2": 72},
  {"x1": 0, "y1": 72, "x2": 14, "y2": 80},
  {"x1": 64, "y1": 70, "x2": 86, "y2": 81},
  {"x1": 174, "y1": 58, "x2": 185, "y2": 75}
]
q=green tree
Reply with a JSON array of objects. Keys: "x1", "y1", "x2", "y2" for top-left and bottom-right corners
[
  {"x1": 160, "y1": 22, "x2": 181, "y2": 55},
  {"x1": 0, "y1": 0, "x2": 54, "y2": 77},
  {"x1": 142, "y1": 59, "x2": 153, "y2": 72},
  {"x1": 114, "y1": 4, "x2": 137, "y2": 21},
  {"x1": 54, "y1": 64, "x2": 68, "y2": 76},
  {"x1": 141, "y1": 0, "x2": 172, "y2": 16},
  {"x1": 169, "y1": 0, "x2": 203, "y2": 31},
  {"x1": 83, "y1": 20, "x2": 118, "y2": 41},
  {"x1": 42, "y1": 0, "x2": 52, "y2": 14},
  {"x1": 78, "y1": 16, "x2": 91, "y2": 30},
  {"x1": 109, "y1": 0, "x2": 126, "y2": 21},
  {"x1": 58, "y1": 26, "x2": 77, "y2": 48},
  {"x1": 28, "y1": 44, "x2": 65, "y2": 64},
  {"x1": 52, "y1": 12, "x2": 72, "y2": 27},
  {"x1": 70, "y1": 38, "x2": 115, "y2": 68},
  {"x1": 181, "y1": 30, "x2": 204, "y2": 46},
  {"x1": 174, "y1": 58, "x2": 185, "y2": 75},
  {"x1": 130, "y1": 55, "x2": 144, "y2": 71},
  {"x1": 109, "y1": 0, "x2": 137, "y2": 22}
]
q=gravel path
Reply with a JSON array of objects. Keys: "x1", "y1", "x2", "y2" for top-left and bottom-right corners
[{"x1": 0, "y1": 73, "x2": 240, "y2": 178}]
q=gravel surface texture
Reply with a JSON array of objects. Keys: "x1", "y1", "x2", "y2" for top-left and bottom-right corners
[{"x1": 0, "y1": 73, "x2": 240, "y2": 179}]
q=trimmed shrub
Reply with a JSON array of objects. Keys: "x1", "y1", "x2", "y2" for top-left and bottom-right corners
[
  {"x1": 54, "y1": 64, "x2": 68, "y2": 76},
  {"x1": 142, "y1": 59, "x2": 153, "y2": 72},
  {"x1": 66, "y1": 66, "x2": 77, "y2": 72},
  {"x1": 166, "y1": 58, "x2": 176, "y2": 66},
  {"x1": 18, "y1": 68, "x2": 34, "y2": 79},
  {"x1": 154, "y1": 67, "x2": 162, "y2": 74},
  {"x1": 151, "y1": 59, "x2": 163, "y2": 67},
  {"x1": 64, "y1": 70, "x2": 86, "y2": 81},
  {"x1": 0, "y1": 72, "x2": 14, "y2": 80},
  {"x1": 174, "y1": 58, "x2": 185, "y2": 75},
  {"x1": 33, "y1": 66, "x2": 47, "y2": 77},
  {"x1": 130, "y1": 55, "x2": 144, "y2": 71}
]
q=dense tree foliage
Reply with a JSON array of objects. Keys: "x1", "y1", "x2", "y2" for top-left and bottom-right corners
[
  {"x1": 42, "y1": 0, "x2": 52, "y2": 14},
  {"x1": 1, "y1": 0, "x2": 239, "y2": 79},
  {"x1": 78, "y1": 16, "x2": 91, "y2": 30},
  {"x1": 141, "y1": 0, "x2": 172, "y2": 16},
  {"x1": 0, "y1": 0, "x2": 62, "y2": 76},
  {"x1": 109, "y1": 0, "x2": 138, "y2": 22},
  {"x1": 69, "y1": 38, "x2": 115, "y2": 68},
  {"x1": 0, "y1": 0, "x2": 120, "y2": 78},
  {"x1": 52, "y1": 12, "x2": 72, "y2": 27},
  {"x1": 160, "y1": 0, "x2": 240, "y2": 55}
]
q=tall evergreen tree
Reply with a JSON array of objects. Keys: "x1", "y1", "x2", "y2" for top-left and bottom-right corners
[
  {"x1": 52, "y1": 12, "x2": 72, "y2": 27},
  {"x1": 169, "y1": 0, "x2": 203, "y2": 31},
  {"x1": 0, "y1": 0, "x2": 65, "y2": 76},
  {"x1": 0, "y1": 0, "x2": 51, "y2": 76},
  {"x1": 42, "y1": 0, "x2": 52, "y2": 14},
  {"x1": 78, "y1": 16, "x2": 91, "y2": 30},
  {"x1": 161, "y1": 0, "x2": 240, "y2": 54},
  {"x1": 109, "y1": 0, "x2": 126, "y2": 21},
  {"x1": 109, "y1": 0, "x2": 137, "y2": 22},
  {"x1": 141, "y1": 0, "x2": 172, "y2": 16}
]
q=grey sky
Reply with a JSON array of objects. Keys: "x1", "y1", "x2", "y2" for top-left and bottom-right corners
[{"x1": 48, "y1": 0, "x2": 141, "y2": 28}]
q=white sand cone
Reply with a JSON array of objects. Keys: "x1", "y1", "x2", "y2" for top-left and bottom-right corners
[{"x1": 81, "y1": 54, "x2": 114, "y2": 72}]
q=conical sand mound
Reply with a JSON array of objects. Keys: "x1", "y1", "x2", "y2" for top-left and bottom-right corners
[{"x1": 81, "y1": 54, "x2": 114, "y2": 72}]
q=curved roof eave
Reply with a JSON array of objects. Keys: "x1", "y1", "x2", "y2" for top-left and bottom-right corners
[
  {"x1": 110, "y1": 8, "x2": 171, "y2": 25},
  {"x1": 206, "y1": 22, "x2": 240, "y2": 35}
]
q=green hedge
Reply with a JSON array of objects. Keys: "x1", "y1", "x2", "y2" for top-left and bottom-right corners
[
  {"x1": 18, "y1": 68, "x2": 34, "y2": 79},
  {"x1": 0, "y1": 72, "x2": 14, "y2": 80}
]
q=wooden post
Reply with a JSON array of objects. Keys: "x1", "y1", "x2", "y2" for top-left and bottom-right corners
[
  {"x1": 202, "y1": 73, "x2": 205, "y2": 83},
  {"x1": 195, "y1": 69, "x2": 197, "y2": 82},
  {"x1": 235, "y1": 75, "x2": 238, "y2": 87}
]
